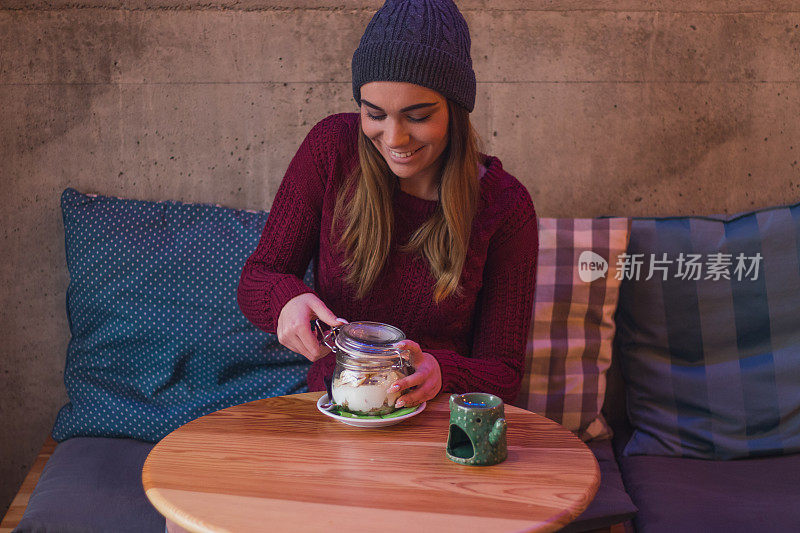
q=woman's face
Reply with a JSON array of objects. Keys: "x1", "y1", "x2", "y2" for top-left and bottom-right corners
[{"x1": 359, "y1": 81, "x2": 450, "y2": 194}]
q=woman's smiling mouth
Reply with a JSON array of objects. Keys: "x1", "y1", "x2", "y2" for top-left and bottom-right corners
[{"x1": 388, "y1": 146, "x2": 423, "y2": 161}]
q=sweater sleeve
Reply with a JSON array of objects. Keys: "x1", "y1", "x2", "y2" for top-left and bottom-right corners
[
  {"x1": 237, "y1": 119, "x2": 330, "y2": 334},
  {"x1": 428, "y1": 193, "x2": 538, "y2": 404}
]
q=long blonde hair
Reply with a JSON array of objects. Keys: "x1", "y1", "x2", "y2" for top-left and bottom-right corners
[{"x1": 331, "y1": 100, "x2": 483, "y2": 304}]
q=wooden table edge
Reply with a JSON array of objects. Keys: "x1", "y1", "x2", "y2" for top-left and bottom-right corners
[{"x1": 142, "y1": 391, "x2": 601, "y2": 533}]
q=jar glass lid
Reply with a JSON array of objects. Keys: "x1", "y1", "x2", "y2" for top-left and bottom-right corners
[{"x1": 335, "y1": 321, "x2": 406, "y2": 357}]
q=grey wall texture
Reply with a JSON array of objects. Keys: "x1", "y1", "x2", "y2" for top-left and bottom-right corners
[{"x1": 2, "y1": 0, "x2": 800, "y2": 517}]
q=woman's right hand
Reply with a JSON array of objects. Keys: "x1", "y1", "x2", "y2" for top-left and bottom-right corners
[{"x1": 277, "y1": 293, "x2": 347, "y2": 362}]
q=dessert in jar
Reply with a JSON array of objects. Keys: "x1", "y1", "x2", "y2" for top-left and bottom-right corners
[{"x1": 317, "y1": 320, "x2": 413, "y2": 416}]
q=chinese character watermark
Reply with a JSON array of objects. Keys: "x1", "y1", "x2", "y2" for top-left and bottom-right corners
[{"x1": 612, "y1": 252, "x2": 762, "y2": 281}]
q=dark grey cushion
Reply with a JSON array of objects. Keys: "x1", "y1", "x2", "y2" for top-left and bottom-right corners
[
  {"x1": 14, "y1": 438, "x2": 164, "y2": 533},
  {"x1": 619, "y1": 452, "x2": 800, "y2": 532},
  {"x1": 616, "y1": 209, "x2": 800, "y2": 460},
  {"x1": 560, "y1": 439, "x2": 638, "y2": 532}
]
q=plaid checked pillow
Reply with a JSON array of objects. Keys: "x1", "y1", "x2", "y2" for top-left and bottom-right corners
[
  {"x1": 514, "y1": 217, "x2": 631, "y2": 441},
  {"x1": 618, "y1": 204, "x2": 800, "y2": 459}
]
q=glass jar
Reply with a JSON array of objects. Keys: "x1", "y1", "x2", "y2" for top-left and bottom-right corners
[{"x1": 316, "y1": 320, "x2": 413, "y2": 416}]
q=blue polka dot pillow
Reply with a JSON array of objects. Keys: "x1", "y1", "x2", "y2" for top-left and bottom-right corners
[{"x1": 53, "y1": 188, "x2": 313, "y2": 442}]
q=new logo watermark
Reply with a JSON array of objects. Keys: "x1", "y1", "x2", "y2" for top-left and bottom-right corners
[{"x1": 578, "y1": 251, "x2": 609, "y2": 282}]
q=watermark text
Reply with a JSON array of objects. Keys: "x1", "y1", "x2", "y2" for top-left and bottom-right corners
[{"x1": 614, "y1": 252, "x2": 763, "y2": 281}]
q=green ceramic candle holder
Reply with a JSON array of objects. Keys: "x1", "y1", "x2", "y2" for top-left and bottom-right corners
[{"x1": 446, "y1": 392, "x2": 507, "y2": 466}]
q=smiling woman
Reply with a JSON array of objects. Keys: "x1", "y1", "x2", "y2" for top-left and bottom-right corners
[
  {"x1": 338, "y1": 80, "x2": 481, "y2": 307},
  {"x1": 359, "y1": 83, "x2": 450, "y2": 200},
  {"x1": 237, "y1": 0, "x2": 539, "y2": 411}
]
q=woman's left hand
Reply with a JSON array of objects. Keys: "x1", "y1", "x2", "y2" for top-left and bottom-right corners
[{"x1": 388, "y1": 340, "x2": 442, "y2": 408}]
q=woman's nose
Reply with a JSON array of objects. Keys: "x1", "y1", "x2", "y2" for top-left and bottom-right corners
[{"x1": 384, "y1": 119, "x2": 410, "y2": 148}]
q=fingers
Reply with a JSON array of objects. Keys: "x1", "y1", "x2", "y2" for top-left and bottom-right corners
[
  {"x1": 304, "y1": 300, "x2": 346, "y2": 361},
  {"x1": 296, "y1": 331, "x2": 328, "y2": 361},
  {"x1": 389, "y1": 341, "x2": 442, "y2": 407},
  {"x1": 311, "y1": 299, "x2": 348, "y2": 328},
  {"x1": 277, "y1": 330, "x2": 318, "y2": 362},
  {"x1": 278, "y1": 319, "x2": 321, "y2": 361},
  {"x1": 393, "y1": 340, "x2": 422, "y2": 364},
  {"x1": 395, "y1": 377, "x2": 439, "y2": 408},
  {"x1": 389, "y1": 340, "x2": 423, "y2": 391},
  {"x1": 277, "y1": 293, "x2": 346, "y2": 362},
  {"x1": 389, "y1": 366, "x2": 426, "y2": 392}
]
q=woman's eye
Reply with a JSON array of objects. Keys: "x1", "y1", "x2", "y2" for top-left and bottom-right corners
[{"x1": 366, "y1": 113, "x2": 431, "y2": 122}]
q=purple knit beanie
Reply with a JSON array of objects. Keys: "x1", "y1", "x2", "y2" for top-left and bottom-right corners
[{"x1": 351, "y1": 0, "x2": 477, "y2": 112}]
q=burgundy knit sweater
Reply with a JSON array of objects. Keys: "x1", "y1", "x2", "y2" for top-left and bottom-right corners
[{"x1": 237, "y1": 113, "x2": 538, "y2": 403}]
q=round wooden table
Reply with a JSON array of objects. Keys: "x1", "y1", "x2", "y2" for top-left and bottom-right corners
[{"x1": 142, "y1": 392, "x2": 599, "y2": 533}]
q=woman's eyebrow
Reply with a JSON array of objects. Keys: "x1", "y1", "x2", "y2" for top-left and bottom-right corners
[{"x1": 360, "y1": 99, "x2": 438, "y2": 113}]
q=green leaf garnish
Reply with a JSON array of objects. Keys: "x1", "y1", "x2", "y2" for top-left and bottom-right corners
[
  {"x1": 380, "y1": 407, "x2": 417, "y2": 418},
  {"x1": 333, "y1": 405, "x2": 418, "y2": 420},
  {"x1": 333, "y1": 408, "x2": 381, "y2": 419}
]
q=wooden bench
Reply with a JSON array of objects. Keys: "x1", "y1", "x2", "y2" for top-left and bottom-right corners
[{"x1": 0, "y1": 437, "x2": 58, "y2": 533}]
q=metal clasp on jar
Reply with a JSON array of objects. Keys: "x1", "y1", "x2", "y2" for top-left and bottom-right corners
[
  {"x1": 314, "y1": 318, "x2": 340, "y2": 352},
  {"x1": 393, "y1": 351, "x2": 411, "y2": 373}
]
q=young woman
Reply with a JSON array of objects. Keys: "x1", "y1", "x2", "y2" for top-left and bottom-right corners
[{"x1": 238, "y1": 0, "x2": 538, "y2": 408}]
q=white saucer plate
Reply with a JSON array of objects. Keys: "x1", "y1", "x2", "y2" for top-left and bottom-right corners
[{"x1": 316, "y1": 393, "x2": 426, "y2": 428}]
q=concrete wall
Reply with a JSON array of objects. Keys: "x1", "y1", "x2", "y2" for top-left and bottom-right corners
[{"x1": 2, "y1": 0, "x2": 799, "y2": 516}]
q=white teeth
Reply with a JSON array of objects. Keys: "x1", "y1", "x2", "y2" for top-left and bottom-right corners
[{"x1": 390, "y1": 147, "x2": 419, "y2": 158}]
